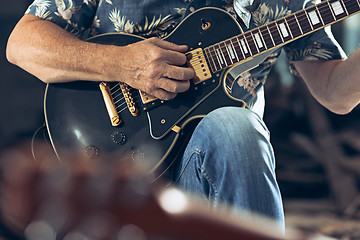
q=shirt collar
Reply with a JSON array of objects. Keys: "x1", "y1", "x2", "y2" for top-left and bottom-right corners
[{"x1": 233, "y1": 0, "x2": 255, "y2": 28}]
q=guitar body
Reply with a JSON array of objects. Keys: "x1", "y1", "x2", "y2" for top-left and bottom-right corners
[{"x1": 44, "y1": 8, "x2": 264, "y2": 179}]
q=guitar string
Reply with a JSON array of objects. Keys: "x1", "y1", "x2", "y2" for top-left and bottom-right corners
[
  {"x1": 114, "y1": 93, "x2": 142, "y2": 107},
  {"x1": 208, "y1": 0, "x2": 357, "y2": 62},
  {"x1": 106, "y1": 0, "x2": 359, "y2": 114},
  {"x1": 205, "y1": 0, "x2": 357, "y2": 69},
  {"x1": 114, "y1": 95, "x2": 141, "y2": 108},
  {"x1": 113, "y1": 91, "x2": 140, "y2": 108}
]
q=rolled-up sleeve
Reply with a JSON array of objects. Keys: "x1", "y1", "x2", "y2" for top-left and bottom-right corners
[
  {"x1": 283, "y1": 1, "x2": 347, "y2": 75},
  {"x1": 25, "y1": 0, "x2": 98, "y2": 37}
]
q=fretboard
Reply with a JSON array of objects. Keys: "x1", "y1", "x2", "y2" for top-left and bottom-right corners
[{"x1": 204, "y1": 0, "x2": 360, "y2": 73}]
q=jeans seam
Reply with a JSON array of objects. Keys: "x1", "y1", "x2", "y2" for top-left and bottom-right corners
[
  {"x1": 171, "y1": 147, "x2": 204, "y2": 184},
  {"x1": 200, "y1": 167, "x2": 219, "y2": 208}
]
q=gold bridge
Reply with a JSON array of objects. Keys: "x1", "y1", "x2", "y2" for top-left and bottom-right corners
[
  {"x1": 119, "y1": 83, "x2": 139, "y2": 117},
  {"x1": 139, "y1": 48, "x2": 212, "y2": 105}
]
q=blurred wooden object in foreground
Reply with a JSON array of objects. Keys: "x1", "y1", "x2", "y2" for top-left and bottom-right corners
[{"x1": 0, "y1": 140, "x2": 328, "y2": 240}]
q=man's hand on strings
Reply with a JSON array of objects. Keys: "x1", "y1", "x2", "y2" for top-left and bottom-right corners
[{"x1": 107, "y1": 37, "x2": 195, "y2": 101}]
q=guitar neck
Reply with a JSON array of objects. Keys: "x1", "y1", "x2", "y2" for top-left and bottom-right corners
[{"x1": 204, "y1": 0, "x2": 360, "y2": 73}]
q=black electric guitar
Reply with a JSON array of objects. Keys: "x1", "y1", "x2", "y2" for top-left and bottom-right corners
[{"x1": 44, "y1": 0, "x2": 360, "y2": 180}]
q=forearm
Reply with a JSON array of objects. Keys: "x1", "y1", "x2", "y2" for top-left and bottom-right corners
[
  {"x1": 7, "y1": 14, "x2": 194, "y2": 100},
  {"x1": 294, "y1": 50, "x2": 360, "y2": 114},
  {"x1": 327, "y1": 48, "x2": 360, "y2": 113},
  {"x1": 6, "y1": 14, "x2": 115, "y2": 84}
]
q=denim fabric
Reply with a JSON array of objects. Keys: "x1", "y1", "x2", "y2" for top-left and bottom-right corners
[{"x1": 171, "y1": 107, "x2": 284, "y2": 231}]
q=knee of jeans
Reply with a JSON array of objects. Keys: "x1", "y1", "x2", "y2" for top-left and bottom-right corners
[
  {"x1": 198, "y1": 107, "x2": 269, "y2": 142},
  {"x1": 197, "y1": 107, "x2": 275, "y2": 171}
]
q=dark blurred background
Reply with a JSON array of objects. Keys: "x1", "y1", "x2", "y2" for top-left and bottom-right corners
[
  {"x1": 0, "y1": 0, "x2": 45, "y2": 148},
  {"x1": 1, "y1": 1, "x2": 360, "y2": 238}
]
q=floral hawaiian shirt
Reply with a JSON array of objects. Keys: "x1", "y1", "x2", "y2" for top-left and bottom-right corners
[{"x1": 25, "y1": 0, "x2": 345, "y2": 116}]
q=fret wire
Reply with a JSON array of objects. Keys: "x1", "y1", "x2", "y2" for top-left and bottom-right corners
[
  {"x1": 327, "y1": 0, "x2": 337, "y2": 19},
  {"x1": 340, "y1": 1, "x2": 353, "y2": 12},
  {"x1": 217, "y1": 43, "x2": 228, "y2": 67},
  {"x1": 312, "y1": 1, "x2": 337, "y2": 23},
  {"x1": 227, "y1": 39, "x2": 238, "y2": 63},
  {"x1": 294, "y1": 14, "x2": 303, "y2": 35},
  {"x1": 243, "y1": 34, "x2": 254, "y2": 56},
  {"x1": 318, "y1": 1, "x2": 336, "y2": 24},
  {"x1": 329, "y1": 0, "x2": 346, "y2": 18},
  {"x1": 296, "y1": 11, "x2": 312, "y2": 33},
  {"x1": 315, "y1": 5, "x2": 325, "y2": 25},
  {"x1": 286, "y1": 15, "x2": 302, "y2": 38},
  {"x1": 212, "y1": 45, "x2": 221, "y2": 71},
  {"x1": 250, "y1": 32, "x2": 260, "y2": 53},
  {"x1": 231, "y1": 36, "x2": 245, "y2": 61},
  {"x1": 306, "y1": 5, "x2": 321, "y2": 27},
  {"x1": 204, "y1": 0, "x2": 360, "y2": 73},
  {"x1": 261, "y1": 26, "x2": 273, "y2": 49},
  {"x1": 221, "y1": 41, "x2": 233, "y2": 65},
  {"x1": 215, "y1": 45, "x2": 225, "y2": 68},
  {"x1": 266, "y1": 24, "x2": 276, "y2": 47},
  {"x1": 263, "y1": 24, "x2": 276, "y2": 47},
  {"x1": 352, "y1": 0, "x2": 360, "y2": 11},
  {"x1": 274, "y1": 22, "x2": 284, "y2": 43},
  {"x1": 283, "y1": 18, "x2": 294, "y2": 39},
  {"x1": 304, "y1": 9, "x2": 314, "y2": 30},
  {"x1": 257, "y1": 28, "x2": 268, "y2": 50},
  {"x1": 342, "y1": 0, "x2": 360, "y2": 13},
  {"x1": 256, "y1": 29, "x2": 265, "y2": 49},
  {"x1": 238, "y1": 35, "x2": 250, "y2": 56},
  {"x1": 204, "y1": 48, "x2": 218, "y2": 72},
  {"x1": 217, "y1": 42, "x2": 227, "y2": 66},
  {"x1": 341, "y1": 0, "x2": 350, "y2": 15},
  {"x1": 235, "y1": 36, "x2": 246, "y2": 59},
  {"x1": 220, "y1": 41, "x2": 234, "y2": 65},
  {"x1": 230, "y1": 39, "x2": 240, "y2": 62},
  {"x1": 209, "y1": 46, "x2": 221, "y2": 71},
  {"x1": 244, "y1": 32, "x2": 256, "y2": 54}
]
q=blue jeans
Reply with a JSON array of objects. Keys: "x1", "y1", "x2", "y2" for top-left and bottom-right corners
[{"x1": 170, "y1": 107, "x2": 284, "y2": 231}]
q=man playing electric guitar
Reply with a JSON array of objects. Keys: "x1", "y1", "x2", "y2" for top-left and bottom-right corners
[{"x1": 6, "y1": 0, "x2": 360, "y2": 233}]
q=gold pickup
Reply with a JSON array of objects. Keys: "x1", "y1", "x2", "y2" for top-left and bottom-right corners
[
  {"x1": 140, "y1": 48, "x2": 212, "y2": 105},
  {"x1": 186, "y1": 48, "x2": 212, "y2": 84}
]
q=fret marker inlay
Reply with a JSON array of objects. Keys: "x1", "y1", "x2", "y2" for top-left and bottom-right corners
[
  {"x1": 203, "y1": 0, "x2": 359, "y2": 74},
  {"x1": 226, "y1": 43, "x2": 236, "y2": 59},
  {"x1": 254, "y1": 33, "x2": 264, "y2": 48},
  {"x1": 240, "y1": 39, "x2": 249, "y2": 54},
  {"x1": 331, "y1": 1, "x2": 344, "y2": 15},
  {"x1": 215, "y1": 48, "x2": 224, "y2": 65},
  {"x1": 278, "y1": 23, "x2": 289, "y2": 38},
  {"x1": 308, "y1": 10, "x2": 320, "y2": 25}
]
